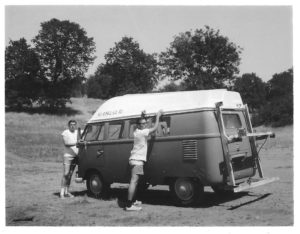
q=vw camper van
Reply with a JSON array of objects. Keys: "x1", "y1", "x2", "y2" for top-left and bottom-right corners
[{"x1": 76, "y1": 89, "x2": 278, "y2": 206}]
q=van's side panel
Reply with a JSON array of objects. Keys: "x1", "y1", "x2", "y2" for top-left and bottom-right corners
[
  {"x1": 145, "y1": 136, "x2": 225, "y2": 185},
  {"x1": 197, "y1": 137, "x2": 226, "y2": 184},
  {"x1": 145, "y1": 111, "x2": 225, "y2": 185},
  {"x1": 102, "y1": 140, "x2": 132, "y2": 183},
  {"x1": 78, "y1": 142, "x2": 106, "y2": 179}
]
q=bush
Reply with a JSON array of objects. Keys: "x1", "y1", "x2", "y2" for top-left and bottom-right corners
[
  {"x1": 250, "y1": 112, "x2": 264, "y2": 127},
  {"x1": 86, "y1": 74, "x2": 113, "y2": 99},
  {"x1": 254, "y1": 68, "x2": 293, "y2": 127},
  {"x1": 259, "y1": 95, "x2": 293, "y2": 127}
]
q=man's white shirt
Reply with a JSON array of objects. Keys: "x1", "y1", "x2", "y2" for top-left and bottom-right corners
[{"x1": 62, "y1": 129, "x2": 79, "y2": 157}]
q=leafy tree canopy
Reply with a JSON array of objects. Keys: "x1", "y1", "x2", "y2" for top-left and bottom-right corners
[
  {"x1": 5, "y1": 38, "x2": 42, "y2": 108},
  {"x1": 259, "y1": 68, "x2": 293, "y2": 127},
  {"x1": 234, "y1": 73, "x2": 266, "y2": 111},
  {"x1": 32, "y1": 18, "x2": 96, "y2": 108},
  {"x1": 96, "y1": 36, "x2": 158, "y2": 97},
  {"x1": 159, "y1": 26, "x2": 242, "y2": 90},
  {"x1": 267, "y1": 68, "x2": 293, "y2": 100},
  {"x1": 86, "y1": 73, "x2": 113, "y2": 99}
]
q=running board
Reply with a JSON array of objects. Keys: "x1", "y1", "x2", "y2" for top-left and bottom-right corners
[{"x1": 226, "y1": 177, "x2": 279, "y2": 192}]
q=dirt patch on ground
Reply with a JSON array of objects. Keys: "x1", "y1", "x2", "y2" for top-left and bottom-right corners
[{"x1": 5, "y1": 137, "x2": 293, "y2": 226}]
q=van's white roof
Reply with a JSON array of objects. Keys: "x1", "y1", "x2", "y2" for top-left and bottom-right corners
[{"x1": 88, "y1": 89, "x2": 243, "y2": 123}]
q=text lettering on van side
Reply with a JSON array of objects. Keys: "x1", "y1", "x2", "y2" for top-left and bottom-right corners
[{"x1": 98, "y1": 109, "x2": 123, "y2": 117}]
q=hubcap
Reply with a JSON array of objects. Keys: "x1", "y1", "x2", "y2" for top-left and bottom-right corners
[
  {"x1": 90, "y1": 175, "x2": 102, "y2": 194},
  {"x1": 174, "y1": 178, "x2": 194, "y2": 201}
]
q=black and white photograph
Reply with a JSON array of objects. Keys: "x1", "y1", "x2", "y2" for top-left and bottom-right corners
[{"x1": 2, "y1": 0, "x2": 296, "y2": 229}]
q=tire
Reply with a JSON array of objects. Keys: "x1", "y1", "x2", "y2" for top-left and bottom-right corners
[
  {"x1": 170, "y1": 177, "x2": 204, "y2": 206},
  {"x1": 86, "y1": 171, "x2": 110, "y2": 198},
  {"x1": 211, "y1": 185, "x2": 234, "y2": 197}
]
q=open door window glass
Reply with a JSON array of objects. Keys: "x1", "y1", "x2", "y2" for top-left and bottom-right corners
[{"x1": 223, "y1": 114, "x2": 242, "y2": 129}]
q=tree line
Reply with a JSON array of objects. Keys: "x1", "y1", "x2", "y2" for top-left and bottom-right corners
[
  {"x1": 5, "y1": 19, "x2": 293, "y2": 126},
  {"x1": 5, "y1": 18, "x2": 96, "y2": 110}
]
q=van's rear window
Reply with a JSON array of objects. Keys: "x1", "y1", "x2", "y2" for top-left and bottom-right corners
[{"x1": 223, "y1": 114, "x2": 242, "y2": 129}]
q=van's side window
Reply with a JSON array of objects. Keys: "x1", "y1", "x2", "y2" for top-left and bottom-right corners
[
  {"x1": 223, "y1": 114, "x2": 242, "y2": 129},
  {"x1": 108, "y1": 122, "x2": 124, "y2": 140},
  {"x1": 156, "y1": 117, "x2": 171, "y2": 136},
  {"x1": 148, "y1": 116, "x2": 171, "y2": 137},
  {"x1": 84, "y1": 124, "x2": 103, "y2": 141},
  {"x1": 172, "y1": 112, "x2": 219, "y2": 135}
]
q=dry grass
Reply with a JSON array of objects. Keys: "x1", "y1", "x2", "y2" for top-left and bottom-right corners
[
  {"x1": 255, "y1": 125, "x2": 293, "y2": 148},
  {"x1": 5, "y1": 97, "x2": 104, "y2": 162}
]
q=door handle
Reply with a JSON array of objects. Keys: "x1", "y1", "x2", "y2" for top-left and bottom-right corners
[{"x1": 96, "y1": 150, "x2": 104, "y2": 157}]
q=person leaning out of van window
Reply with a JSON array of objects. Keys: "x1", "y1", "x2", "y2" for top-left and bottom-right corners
[
  {"x1": 60, "y1": 120, "x2": 80, "y2": 199},
  {"x1": 125, "y1": 109, "x2": 163, "y2": 211}
]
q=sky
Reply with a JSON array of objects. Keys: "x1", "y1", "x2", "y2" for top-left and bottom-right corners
[{"x1": 5, "y1": 4, "x2": 293, "y2": 82}]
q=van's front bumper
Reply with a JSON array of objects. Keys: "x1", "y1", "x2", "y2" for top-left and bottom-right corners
[{"x1": 226, "y1": 177, "x2": 279, "y2": 192}]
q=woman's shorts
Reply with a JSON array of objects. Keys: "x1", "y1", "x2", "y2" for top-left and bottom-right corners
[
  {"x1": 129, "y1": 160, "x2": 144, "y2": 175},
  {"x1": 130, "y1": 164, "x2": 144, "y2": 175}
]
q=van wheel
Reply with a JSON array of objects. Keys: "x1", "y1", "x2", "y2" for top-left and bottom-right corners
[
  {"x1": 170, "y1": 178, "x2": 204, "y2": 206},
  {"x1": 211, "y1": 186, "x2": 234, "y2": 197},
  {"x1": 86, "y1": 171, "x2": 109, "y2": 198}
]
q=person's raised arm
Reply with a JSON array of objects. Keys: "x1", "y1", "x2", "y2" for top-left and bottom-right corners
[{"x1": 148, "y1": 110, "x2": 163, "y2": 134}]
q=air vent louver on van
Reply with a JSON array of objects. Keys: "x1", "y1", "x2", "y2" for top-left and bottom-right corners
[{"x1": 182, "y1": 140, "x2": 198, "y2": 160}]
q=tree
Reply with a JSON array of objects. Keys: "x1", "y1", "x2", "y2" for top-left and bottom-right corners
[
  {"x1": 159, "y1": 26, "x2": 242, "y2": 90},
  {"x1": 86, "y1": 73, "x2": 113, "y2": 99},
  {"x1": 32, "y1": 18, "x2": 96, "y2": 108},
  {"x1": 259, "y1": 68, "x2": 293, "y2": 126},
  {"x1": 267, "y1": 68, "x2": 293, "y2": 100},
  {"x1": 234, "y1": 73, "x2": 267, "y2": 112},
  {"x1": 5, "y1": 38, "x2": 42, "y2": 109},
  {"x1": 96, "y1": 37, "x2": 158, "y2": 97},
  {"x1": 158, "y1": 81, "x2": 186, "y2": 92}
]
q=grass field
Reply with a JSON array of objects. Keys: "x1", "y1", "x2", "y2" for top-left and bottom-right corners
[{"x1": 5, "y1": 97, "x2": 104, "y2": 162}]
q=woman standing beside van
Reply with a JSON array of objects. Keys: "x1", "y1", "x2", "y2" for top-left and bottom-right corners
[{"x1": 125, "y1": 110, "x2": 163, "y2": 211}]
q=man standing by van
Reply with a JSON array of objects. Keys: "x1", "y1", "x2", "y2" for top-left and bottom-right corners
[
  {"x1": 125, "y1": 110, "x2": 163, "y2": 211},
  {"x1": 60, "y1": 120, "x2": 80, "y2": 199}
]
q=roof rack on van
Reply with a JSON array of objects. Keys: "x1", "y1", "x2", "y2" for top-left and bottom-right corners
[{"x1": 88, "y1": 89, "x2": 244, "y2": 123}]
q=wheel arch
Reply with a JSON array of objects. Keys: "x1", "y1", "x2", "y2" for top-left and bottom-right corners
[{"x1": 84, "y1": 168, "x2": 103, "y2": 180}]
